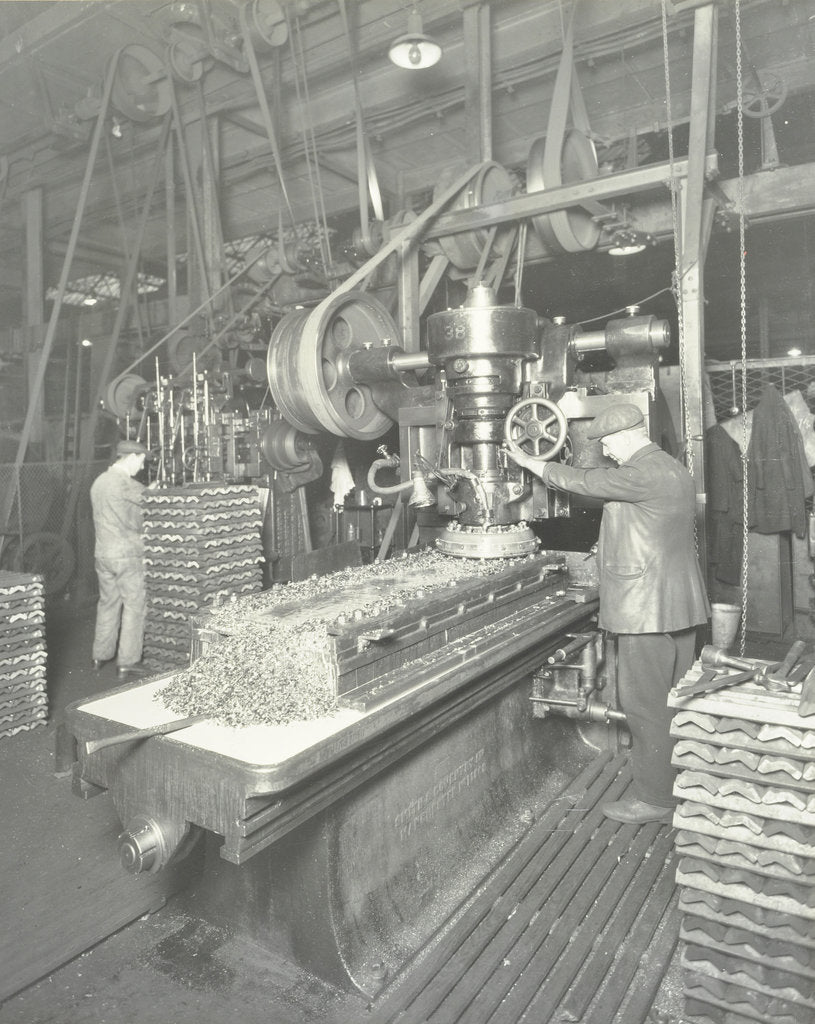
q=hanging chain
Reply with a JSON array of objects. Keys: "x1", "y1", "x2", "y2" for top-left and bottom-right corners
[
  {"x1": 661, "y1": 0, "x2": 692, "y2": 480},
  {"x1": 735, "y1": 0, "x2": 750, "y2": 657}
]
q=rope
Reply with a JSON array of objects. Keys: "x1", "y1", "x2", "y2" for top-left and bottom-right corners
[{"x1": 735, "y1": 0, "x2": 750, "y2": 657}]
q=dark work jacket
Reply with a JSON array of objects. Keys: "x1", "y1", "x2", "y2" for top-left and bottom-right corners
[{"x1": 541, "y1": 442, "x2": 710, "y2": 634}]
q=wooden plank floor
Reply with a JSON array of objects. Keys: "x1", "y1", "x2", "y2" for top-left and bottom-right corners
[{"x1": 366, "y1": 752, "x2": 681, "y2": 1024}]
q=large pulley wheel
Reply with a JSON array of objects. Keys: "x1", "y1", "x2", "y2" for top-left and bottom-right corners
[
  {"x1": 14, "y1": 532, "x2": 75, "y2": 596},
  {"x1": 527, "y1": 129, "x2": 601, "y2": 253},
  {"x1": 266, "y1": 291, "x2": 397, "y2": 440},
  {"x1": 431, "y1": 162, "x2": 516, "y2": 270},
  {"x1": 110, "y1": 44, "x2": 171, "y2": 123},
  {"x1": 504, "y1": 398, "x2": 568, "y2": 462}
]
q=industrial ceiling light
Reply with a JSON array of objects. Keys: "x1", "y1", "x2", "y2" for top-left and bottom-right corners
[
  {"x1": 388, "y1": 8, "x2": 442, "y2": 70},
  {"x1": 607, "y1": 228, "x2": 651, "y2": 256}
]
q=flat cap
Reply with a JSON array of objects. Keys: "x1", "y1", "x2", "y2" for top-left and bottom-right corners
[
  {"x1": 116, "y1": 439, "x2": 149, "y2": 457},
  {"x1": 586, "y1": 403, "x2": 644, "y2": 440}
]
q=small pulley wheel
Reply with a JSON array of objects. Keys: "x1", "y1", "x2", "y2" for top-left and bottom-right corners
[
  {"x1": 181, "y1": 446, "x2": 200, "y2": 471},
  {"x1": 260, "y1": 421, "x2": 311, "y2": 471},
  {"x1": 109, "y1": 44, "x2": 170, "y2": 122},
  {"x1": 105, "y1": 374, "x2": 150, "y2": 418},
  {"x1": 167, "y1": 35, "x2": 209, "y2": 83},
  {"x1": 504, "y1": 398, "x2": 568, "y2": 461},
  {"x1": 167, "y1": 331, "x2": 221, "y2": 375},
  {"x1": 240, "y1": 0, "x2": 288, "y2": 49},
  {"x1": 244, "y1": 242, "x2": 279, "y2": 284},
  {"x1": 14, "y1": 532, "x2": 75, "y2": 595}
]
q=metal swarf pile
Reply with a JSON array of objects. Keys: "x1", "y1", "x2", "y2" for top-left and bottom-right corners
[{"x1": 156, "y1": 549, "x2": 524, "y2": 728}]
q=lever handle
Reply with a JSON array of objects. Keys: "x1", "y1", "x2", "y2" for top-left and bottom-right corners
[{"x1": 84, "y1": 714, "x2": 208, "y2": 754}]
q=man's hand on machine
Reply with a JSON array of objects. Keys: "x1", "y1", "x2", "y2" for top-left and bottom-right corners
[{"x1": 503, "y1": 447, "x2": 548, "y2": 479}]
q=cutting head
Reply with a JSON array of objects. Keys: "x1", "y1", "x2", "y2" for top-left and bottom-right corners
[{"x1": 436, "y1": 522, "x2": 539, "y2": 559}]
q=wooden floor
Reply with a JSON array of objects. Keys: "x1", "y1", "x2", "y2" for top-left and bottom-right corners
[{"x1": 366, "y1": 752, "x2": 681, "y2": 1024}]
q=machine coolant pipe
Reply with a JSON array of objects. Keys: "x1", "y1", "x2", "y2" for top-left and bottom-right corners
[{"x1": 367, "y1": 446, "x2": 436, "y2": 508}]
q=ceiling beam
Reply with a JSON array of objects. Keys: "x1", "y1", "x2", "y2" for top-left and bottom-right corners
[
  {"x1": 0, "y1": 2, "x2": 119, "y2": 65},
  {"x1": 424, "y1": 154, "x2": 718, "y2": 239},
  {"x1": 623, "y1": 162, "x2": 815, "y2": 238}
]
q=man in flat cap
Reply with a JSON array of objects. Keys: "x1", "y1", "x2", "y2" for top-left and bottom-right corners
[
  {"x1": 508, "y1": 402, "x2": 709, "y2": 824},
  {"x1": 89, "y1": 439, "x2": 158, "y2": 679}
]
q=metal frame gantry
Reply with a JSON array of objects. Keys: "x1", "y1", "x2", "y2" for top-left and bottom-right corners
[
  {"x1": 1, "y1": 3, "x2": 720, "y2": 581},
  {"x1": 388, "y1": 1, "x2": 718, "y2": 563}
]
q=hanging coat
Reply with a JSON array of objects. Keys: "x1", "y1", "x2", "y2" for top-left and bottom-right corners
[
  {"x1": 706, "y1": 423, "x2": 744, "y2": 585},
  {"x1": 747, "y1": 384, "x2": 814, "y2": 537}
]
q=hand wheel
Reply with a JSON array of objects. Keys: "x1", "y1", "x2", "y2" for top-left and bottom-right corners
[{"x1": 503, "y1": 398, "x2": 568, "y2": 461}]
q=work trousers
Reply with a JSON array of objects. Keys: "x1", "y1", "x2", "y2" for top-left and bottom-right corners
[
  {"x1": 92, "y1": 555, "x2": 146, "y2": 669},
  {"x1": 616, "y1": 628, "x2": 698, "y2": 808}
]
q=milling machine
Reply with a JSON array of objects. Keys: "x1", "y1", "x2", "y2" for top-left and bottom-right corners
[{"x1": 66, "y1": 189, "x2": 675, "y2": 996}]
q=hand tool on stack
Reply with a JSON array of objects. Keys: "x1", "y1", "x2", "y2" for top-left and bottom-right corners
[
  {"x1": 674, "y1": 641, "x2": 807, "y2": 700},
  {"x1": 799, "y1": 664, "x2": 815, "y2": 717}
]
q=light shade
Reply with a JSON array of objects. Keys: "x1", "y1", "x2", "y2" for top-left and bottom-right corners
[
  {"x1": 607, "y1": 228, "x2": 651, "y2": 256},
  {"x1": 388, "y1": 10, "x2": 442, "y2": 70},
  {"x1": 607, "y1": 242, "x2": 646, "y2": 256}
]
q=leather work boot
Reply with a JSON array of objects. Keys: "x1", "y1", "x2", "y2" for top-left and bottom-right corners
[{"x1": 602, "y1": 798, "x2": 674, "y2": 825}]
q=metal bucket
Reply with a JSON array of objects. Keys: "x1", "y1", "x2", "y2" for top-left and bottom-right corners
[{"x1": 711, "y1": 602, "x2": 741, "y2": 649}]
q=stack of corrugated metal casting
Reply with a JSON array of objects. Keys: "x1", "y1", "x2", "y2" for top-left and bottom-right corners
[
  {"x1": 142, "y1": 484, "x2": 263, "y2": 670},
  {"x1": 668, "y1": 657, "x2": 815, "y2": 1024},
  {"x1": 0, "y1": 571, "x2": 47, "y2": 738}
]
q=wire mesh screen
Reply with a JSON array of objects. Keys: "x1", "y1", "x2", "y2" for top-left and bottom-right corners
[{"x1": 706, "y1": 357, "x2": 815, "y2": 423}]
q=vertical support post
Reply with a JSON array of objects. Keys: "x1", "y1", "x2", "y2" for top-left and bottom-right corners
[
  {"x1": 168, "y1": 79, "x2": 214, "y2": 333},
  {"x1": 72, "y1": 341, "x2": 84, "y2": 461},
  {"x1": 463, "y1": 4, "x2": 492, "y2": 164},
  {"x1": 677, "y1": 2, "x2": 718, "y2": 565},
  {"x1": 198, "y1": 89, "x2": 228, "y2": 314},
  {"x1": 758, "y1": 294, "x2": 770, "y2": 358},
  {"x1": 398, "y1": 239, "x2": 420, "y2": 353},
  {"x1": 23, "y1": 188, "x2": 45, "y2": 446},
  {"x1": 165, "y1": 136, "x2": 177, "y2": 324}
]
